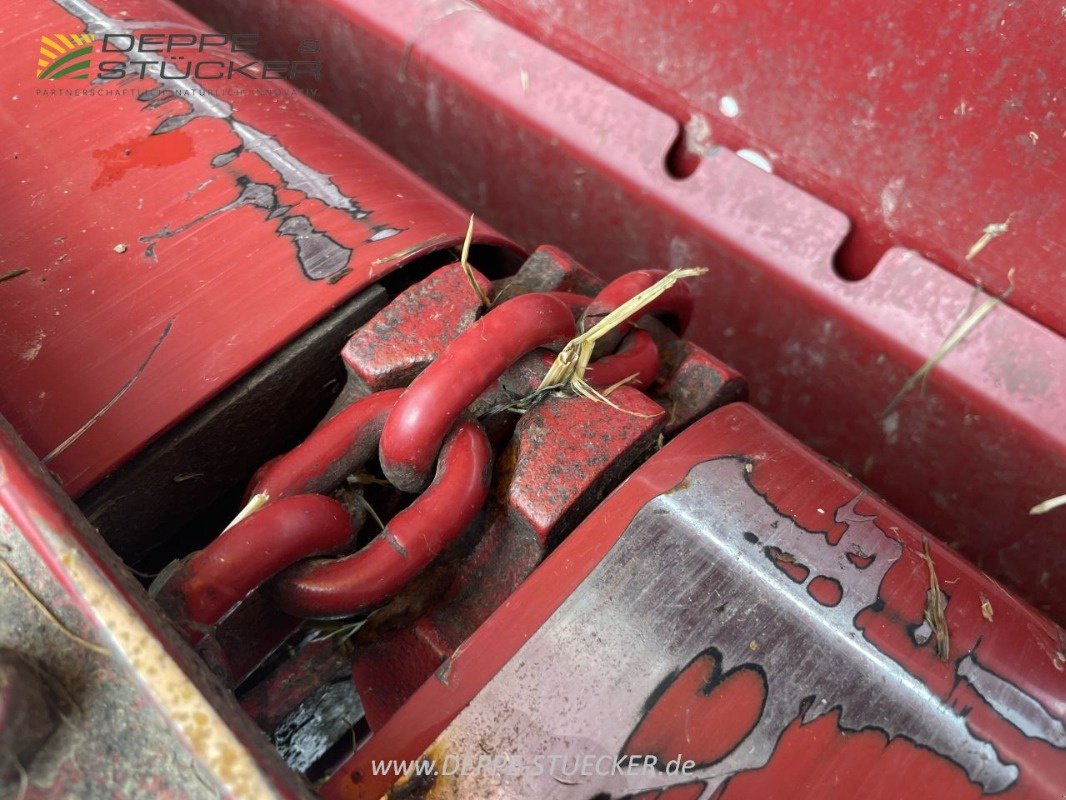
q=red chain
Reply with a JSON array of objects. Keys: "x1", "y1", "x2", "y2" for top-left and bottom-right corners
[{"x1": 162, "y1": 266, "x2": 693, "y2": 629}]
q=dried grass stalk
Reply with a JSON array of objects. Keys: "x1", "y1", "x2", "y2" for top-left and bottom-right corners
[
  {"x1": 919, "y1": 539, "x2": 950, "y2": 660},
  {"x1": 1030, "y1": 493, "x2": 1066, "y2": 516},
  {"x1": 965, "y1": 218, "x2": 1012, "y2": 261},
  {"x1": 882, "y1": 270, "x2": 1014, "y2": 418},
  {"x1": 537, "y1": 267, "x2": 707, "y2": 398},
  {"x1": 224, "y1": 491, "x2": 269, "y2": 532},
  {"x1": 980, "y1": 593, "x2": 994, "y2": 622},
  {"x1": 460, "y1": 214, "x2": 490, "y2": 309}
]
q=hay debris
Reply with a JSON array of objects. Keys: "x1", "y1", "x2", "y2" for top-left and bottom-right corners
[
  {"x1": 536, "y1": 267, "x2": 706, "y2": 402},
  {"x1": 980, "y1": 593, "x2": 994, "y2": 622},
  {"x1": 1030, "y1": 493, "x2": 1066, "y2": 516},
  {"x1": 224, "y1": 491, "x2": 269, "y2": 532},
  {"x1": 356, "y1": 494, "x2": 386, "y2": 532},
  {"x1": 306, "y1": 619, "x2": 364, "y2": 643},
  {"x1": 881, "y1": 270, "x2": 1014, "y2": 419},
  {"x1": 965, "y1": 217, "x2": 1012, "y2": 260},
  {"x1": 460, "y1": 214, "x2": 490, "y2": 309},
  {"x1": 44, "y1": 319, "x2": 174, "y2": 463},
  {"x1": 919, "y1": 539, "x2": 950, "y2": 660}
]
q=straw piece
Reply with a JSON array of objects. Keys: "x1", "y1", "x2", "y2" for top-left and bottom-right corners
[
  {"x1": 1030, "y1": 494, "x2": 1066, "y2": 516},
  {"x1": 881, "y1": 271, "x2": 1014, "y2": 418},
  {"x1": 460, "y1": 214, "x2": 490, "y2": 309},
  {"x1": 223, "y1": 491, "x2": 269, "y2": 532},
  {"x1": 918, "y1": 539, "x2": 950, "y2": 661},
  {"x1": 537, "y1": 267, "x2": 707, "y2": 393},
  {"x1": 980, "y1": 594, "x2": 994, "y2": 622},
  {"x1": 965, "y1": 218, "x2": 1012, "y2": 261}
]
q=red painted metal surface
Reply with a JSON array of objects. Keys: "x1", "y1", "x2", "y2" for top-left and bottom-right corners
[
  {"x1": 583, "y1": 269, "x2": 695, "y2": 336},
  {"x1": 329, "y1": 403, "x2": 1066, "y2": 800},
  {"x1": 175, "y1": 0, "x2": 1066, "y2": 620},
  {"x1": 474, "y1": 1, "x2": 1066, "y2": 335},
  {"x1": 342, "y1": 264, "x2": 493, "y2": 394},
  {"x1": 162, "y1": 250, "x2": 697, "y2": 696},
  {"x1": 339, "y1": 253, "x2": 742, "y2": 728},
  {"x1": 166, "y1": 254, "x2": 693, "y2": 632},
  {"x1": 195, "y1": 0, "x2": 1066, "y2": 331},
  {"x1": 583, "y1": 330, "x2": 660, "y2": 390},
  {"x1": 0, "y1": 0, "x2": 512, "y2": 498},
  {"x1": 161, "y1": 379, "x2": 491, "y2": 628},
  {"x1": 353, "y1": 387, "x2": 666, "y2": 728}
]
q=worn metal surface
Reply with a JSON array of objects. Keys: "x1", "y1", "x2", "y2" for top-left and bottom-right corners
[
  {"x1": 333, "y1": 404, "x2": 1066, "y2": 799},
  {"x1": 0, "y1": 0, "x2": 512, "y2": 498},
  {"x1": 0, "y1": 417, "x2": 311, "y2": 799},
  {"x1": 0, "y1": 518, "x2": 221, "y2": 800},
  {"x1": 342, "y1": 263, "x2": 493, "y2": 395},
  {"x1": 179, "y1": 0, "x2": 1066, "y2": 618},
  {"x1": 335, "y1": 252, "x2": 735, "y2": 728},
  {"x1": 475, "y1": 0, "x2": 1066, "y2": 334}
]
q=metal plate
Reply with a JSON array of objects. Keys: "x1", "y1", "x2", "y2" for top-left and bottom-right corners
[
  {"x1": 477, "y1": 0, "x2": 1066, "y2": 334},
  {"x1": 0, "y1": 0, "x2": 511, "y2": 496},
  {"x1": 331, "y1": 404, "x2": 1066, "y2": 799}
]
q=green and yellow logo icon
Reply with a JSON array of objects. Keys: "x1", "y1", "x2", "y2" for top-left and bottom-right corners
[{"x1": 36, "y1": 33, "x2": 96, "y2": 80}]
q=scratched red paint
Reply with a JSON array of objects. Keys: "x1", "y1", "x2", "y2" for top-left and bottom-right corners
[
  {"x1": 718, "y1": 709, "x2": 984, "y2": 800},
  {"x1": 622, "y1": 649, "x2": 767, "y2": 768},
  {"x1": 329, "y1": 406, "x2": 1066, "y2": 799},
  {"x1": 673, "y1": 409, "x2": 1066, "y2": 798},
  {"x1": 767, "y1": 547, "x2": 810, "y2": 583},
  {"x1": 807, "y1": 575, "x2": 843, "y2": 607}
]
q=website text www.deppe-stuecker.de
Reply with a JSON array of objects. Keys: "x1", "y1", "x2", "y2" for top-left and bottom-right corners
[{"x1": 371, "y1": 753, "x2": 699, "y2": 780}]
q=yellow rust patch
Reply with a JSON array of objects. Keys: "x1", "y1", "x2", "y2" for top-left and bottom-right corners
[
  {"x1": 385, "y1": 739, "x2": 468, "y2": 800},
  {"x1": 50, "y1": 534, "x2": 279, "y2": 798}
]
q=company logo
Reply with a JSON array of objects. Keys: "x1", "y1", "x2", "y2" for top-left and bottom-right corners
[
  {"x1": 36, "y1": 33, "x2": 96, "y2": 80},
  {"x1": 33, "y1": 32, "x2": 322, "y2": 85}
]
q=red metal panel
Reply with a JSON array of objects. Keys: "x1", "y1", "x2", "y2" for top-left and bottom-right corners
[
  {"x1": 475, "y1": 0, "x2": 1066, "y2": 336},
  {"x1": 174, "y1": 0, "x2": 1066, "y2": 617},
  {"x1": 0, "y1": 0, "x2": 511, "y2": 497},
  {"x1": 329, "y1": 403, "x2": 1066, "y2": 799}
]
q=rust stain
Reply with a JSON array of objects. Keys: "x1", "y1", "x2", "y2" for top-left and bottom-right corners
[{"x1": 47, "y1": 525, "x2": 279, "y2": 798}]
